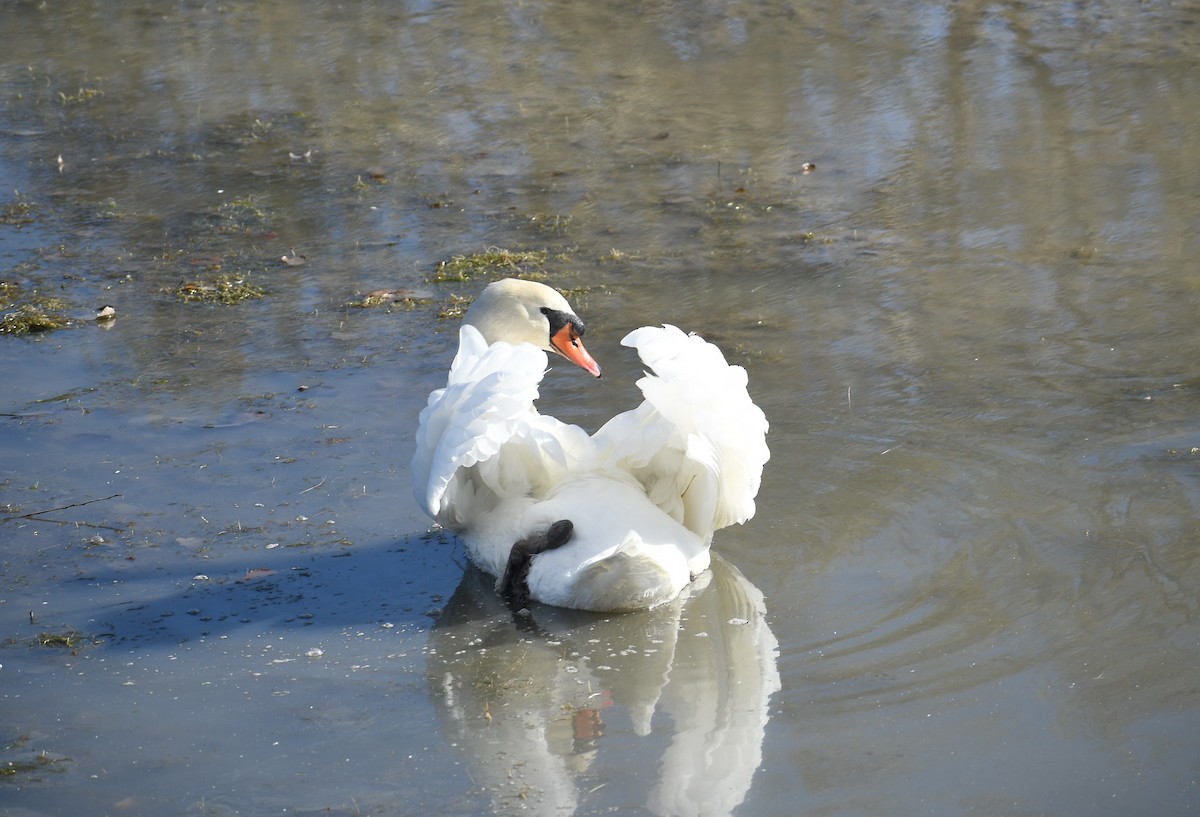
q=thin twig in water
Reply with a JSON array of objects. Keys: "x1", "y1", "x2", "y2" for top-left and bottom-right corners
[
  {"x1": 4, "y1": 493, "x2": 125, "y2": 530},
  {"x1": 3, "y1": 493, "x2": 122, "y2": 521},
  {"x1": 300, "y1": 477, "x2": 326, "y2": 494},
  {"x1": 847, "y1": 385, "x2": 852, "y2": 412}
]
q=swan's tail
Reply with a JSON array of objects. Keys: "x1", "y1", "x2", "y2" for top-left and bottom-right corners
[{"x1": 531, "y1": 537, "x2": 690, "y2": 612}]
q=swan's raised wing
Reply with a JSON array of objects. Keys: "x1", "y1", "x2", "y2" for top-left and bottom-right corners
[
  {"x1": 412, "y1": 325, "x2": 589, "y2": 529},
  {"x1": 592, "y1": 325, "x2": 770, "y2": 542}
]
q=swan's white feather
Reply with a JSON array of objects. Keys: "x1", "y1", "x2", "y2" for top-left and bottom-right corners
[
  {"x1": 596, "y1": 325, "x2": 770, "y2": 535},
  {"x1": 413, "y1": 320, "x2": 769, "y2": 611}
]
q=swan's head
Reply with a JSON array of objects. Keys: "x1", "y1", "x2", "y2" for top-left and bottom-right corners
[{"x1": 463, "y1": 278, "x2": 602, "y2": 377}]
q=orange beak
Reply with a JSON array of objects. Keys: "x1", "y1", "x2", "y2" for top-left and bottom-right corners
[{"x1": 550, "y1": 323, "x2": 602, "y2": 377}]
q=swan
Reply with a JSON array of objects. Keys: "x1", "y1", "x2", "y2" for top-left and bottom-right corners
[{"x1": 412, "y1": 278, "x2": 769, "y2": 612}]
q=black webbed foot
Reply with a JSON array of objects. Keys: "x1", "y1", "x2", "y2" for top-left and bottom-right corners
[{"x1": 500, "y1": 519, "x2": 574, "y2": 609}]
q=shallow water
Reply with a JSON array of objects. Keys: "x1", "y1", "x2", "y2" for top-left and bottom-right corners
[{"x1": 2, "y1": 1, "x2": 1199, "y2": 815}]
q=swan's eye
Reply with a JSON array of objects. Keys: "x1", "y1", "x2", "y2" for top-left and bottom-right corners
[{"x1": 540, "y1": 307, "x2": 585, "y2": 345}]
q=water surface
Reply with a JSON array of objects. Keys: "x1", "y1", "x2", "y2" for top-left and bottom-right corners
[{"x1": 2, "y1": 2, "x2": 1198, "y2": 816}]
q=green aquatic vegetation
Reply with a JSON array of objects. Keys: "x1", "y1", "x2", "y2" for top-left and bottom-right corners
[
  {"x1": 206, "y1": 110, "x2": 312, "y2": 149},
  {"x1": 1, "y1": 752, "x2": 68, "y2": 778},
  {"x1": 210, "y1": 196, "x2": 269, "y2": 233},
  {"x1": 427, "y1": 257, "x2": 591, "y2": 319},
  {"x1": 353, "y1": 170, "x2": 390, "y2": 191},
  {"x1": 347, "y1": 290, "x2": 430, "y2": 309},
  {"x1": 35, "y1": 629, "x2": 96, "y2": 649},
  {"x1": 530, "y1": 213, "x2": 572, "y2": 235},
  {"x1": 87, "y1": 197, "x2": 126, "y2": 222},
  {"x1": 174, "y1": 275, "x2": 266, "y2": 304},
  {"x1": 58, "y1": 86, "x2": 105, "y2": 105},
  {"x1": 0, "y1": 733, "x2": 69, "y2": 779},
  {"x1": 598, "y1": 248, "x2": 636, "y2": 263},
  {"x1": 704, "y1": 195, "x2": 783, "y2": 225},
  {"x1": 430, "y1": 248, "x2": 548, "y2": 283},
  {"x1": 248, "y1": 118, "x2": 273, "y2": 139},
  {"x1": 37, "y1": 632, "x2": 80, "y2": 648},
  {"x1": 0, "y1": 304, "x2": 70, "y2": 335},
  {"x1": 555, "y1": 285, "x2": 593, "y2": 301},
  {"x1": 0, "y1": 197, "x2": 37, "y2": 226},
  {"x1": 437, "y1": 293, "x2": 474, "y2": 320},
  {"x1": 350, "y1": 293, "x2": 408, "y2": 308},
  {"x1": 32, "y1": 386, "x2": 97, "y2": 405},
  {"x1": 0, "y1": 281, "x2": 18, "y2": 306}
]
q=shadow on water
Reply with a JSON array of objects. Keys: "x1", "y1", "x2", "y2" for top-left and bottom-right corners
[{"x1": 67, "y1": 532, "x2": 461, "y2": 650}]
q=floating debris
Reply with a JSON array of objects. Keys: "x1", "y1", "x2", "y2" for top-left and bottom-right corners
[
  {"x1": 174, "y1": 275, "x2": 266, "y2": 304},
  {"x1": 280, "y1": 249, "x2": 307, "y2": 267},
  {"x1": 801, "y1": 161, "x2": 816, "y2": 174},
  {"x1": 95, "y1": 304, "x2": 116, "y2": 321},
  {"x1": 242, "y1": 568, "x2": 276, "y2": 581}
]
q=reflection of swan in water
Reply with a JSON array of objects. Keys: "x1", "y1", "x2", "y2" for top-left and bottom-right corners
[{"x1": 426, "y1": 553, "x2": 780, "y2": 817}]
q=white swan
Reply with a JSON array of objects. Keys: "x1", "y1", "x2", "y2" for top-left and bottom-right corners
[{"x1": 412, "y1": 278, "x2": 769, "y2": 611}]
